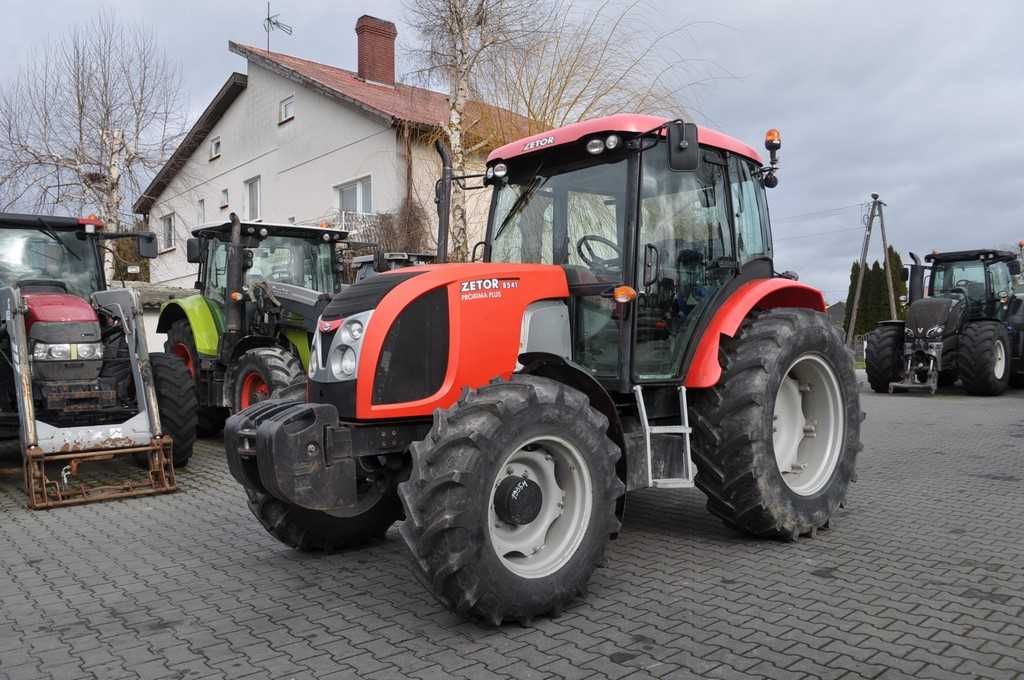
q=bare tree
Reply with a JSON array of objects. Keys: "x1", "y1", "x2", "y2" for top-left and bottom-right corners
[
  {"x1": 405, "y1": 0, "x2": 553, "y2": 262},
  {"x1": 0, "y1": 11, "x2": 187, "y2": 233},
  {"x1": 476, "y1": 1, "x2": 730, "y2": 134},
  {"x1": 405, "y1": 0, "x2": 729, "y2": 260}
]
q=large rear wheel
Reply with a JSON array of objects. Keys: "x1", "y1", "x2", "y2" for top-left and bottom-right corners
[
  {"x1": 865, "y1": 324, "x2": 905, "y2": 393},
  {"x1": 150, "y1": 352, "x2": 198, "y2": 467},
  {"x1": 691, "y1": 309, "x2": 862, "y2": 539},
  {"x1": 398, "y1": 375, "x2": 623, "y2": 625},
  {"x1": 165, "y1": 318, "x2": 228, "y2": 436},
  {"x1": 959, "y1": 321, "x2": 1010, "y2": 396}
]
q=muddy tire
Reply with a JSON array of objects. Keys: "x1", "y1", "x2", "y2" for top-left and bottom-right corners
[
  {"x1": 398, "y1": 375, "x2": 624, "y2": 625},
  {"x1": 865, "y1": 324, "x2": 904, "y2": 393},
  {"x1": 165, "y1": 319, "x2": 228, "y2": 436},
  {"x1": 150, "y1": 352, "x2": 198, "y2": 467},
  {"x1": 232, "y1": 347, "x2": 306, "y2": 412},
  {"x1": 245, "y1": 487, "x2": 402, "y2": 552},
  {"x1": 691, "y1": 309, "x2": 862, "y2": 539},
  {"x1": 958, "y1": 321, "x2": 1010, "y2": 396}
]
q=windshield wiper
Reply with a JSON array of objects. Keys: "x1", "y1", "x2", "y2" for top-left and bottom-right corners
[
  {"x1": 493, "y1": 162, "x2": 546, "y2": 242},
  {"x1": 34, "y1": 220, "x2": 81, "y2": 261}
]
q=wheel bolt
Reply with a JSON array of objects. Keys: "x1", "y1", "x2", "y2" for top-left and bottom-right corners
[{"x1": 506, "y1": 466, "x2": 514, "y2": 475}]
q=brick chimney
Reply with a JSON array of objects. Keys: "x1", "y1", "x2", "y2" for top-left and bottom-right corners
[{"x1": 355, "y1": 15, "x2": 398, "y2": 86}]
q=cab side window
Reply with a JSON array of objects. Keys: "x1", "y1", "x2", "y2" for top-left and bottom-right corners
[
  {"x1": 728, "y1": 156, "x2": 771, "y2": 263},
  {"x1": 205, "y1": 239, "x2": 228, "y2": 302}
]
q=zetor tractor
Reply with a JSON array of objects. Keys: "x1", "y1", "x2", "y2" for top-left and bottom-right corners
[
  {"x1": 225, "y1": 115, "x2": 862, "y2": 624},
  {"x1": 0, "y1": 213, "x2": 197, "y2": 508},
  {"x1": 156, "y1": 216, "x2": 368, "y2": 435},
  {"x1": 866, "y1": 249, "x2": 1024, "y2": 395}
]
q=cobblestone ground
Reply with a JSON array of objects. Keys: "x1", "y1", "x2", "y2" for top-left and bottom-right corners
[{"x1": 2, "y1": 385, "x2": 1023, "y2": 680}]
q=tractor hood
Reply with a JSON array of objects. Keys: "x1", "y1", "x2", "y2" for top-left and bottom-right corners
[
  {"x1": 906, "y1": 296, "x2": 961, "y2": 338},
  {"x1": 22, "y1": 292, "x2": 97, "y2": 331}
]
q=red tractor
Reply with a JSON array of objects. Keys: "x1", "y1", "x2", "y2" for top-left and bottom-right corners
[{"x1": 225, "y1": 115, "x2": 861, "y2": 624}]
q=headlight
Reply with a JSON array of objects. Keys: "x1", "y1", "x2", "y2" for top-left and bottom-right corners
[
  {"x1": 343, "y1": 320, "x2": 364, "y2": 342},
  {"x1": 926, "y1": 325, "x2": 944, "y2": 338},
  {"x1": 330, "y1": 345, "x2": 357, "y2": 379},
  {"x1": 31, "y1": 342, "x2": 103, "y2": 360},
  {"x1": 904, "y1": 327, "x2": 914, "y2": 338},
  {"x1": 77, "y1": 343, "x2": 103, "y2": 359}
]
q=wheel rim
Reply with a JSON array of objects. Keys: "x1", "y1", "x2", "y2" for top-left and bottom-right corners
[
  {"x1": 487, "y1": 435, "x2": 593, "y2": 579},
  {"x1": 240, "y1": 372, "x2": 270, "y2": 409},
  {"x1": 994, "y1": 340, "x2": 1006, "y2": 379},
  {"x1": 172, "y1": 343, "x2": 194, "y2": 379},
  {"x1": 772, "y1": 354, "x2": 846, "y2": 496}
]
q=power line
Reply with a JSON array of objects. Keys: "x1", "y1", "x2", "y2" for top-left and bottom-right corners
[
  {"x1": 773, "y1": 203, "x2": 866, "y2": 224},
  {"x1": 774, "y1": 226, "x2": 865, "y2": 242}
]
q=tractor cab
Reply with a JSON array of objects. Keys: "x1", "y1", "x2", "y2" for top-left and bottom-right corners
[
  {"x1": 925, "y1": 250, "x2": 1016, "y2": 316},
  {"x1": 482, "y1": 115, "x2": 777, "y2": 391}
]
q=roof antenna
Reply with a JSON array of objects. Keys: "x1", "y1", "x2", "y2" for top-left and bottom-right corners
[{"x1": 264, "y1": 2, "x2": 293, "y2": 53}]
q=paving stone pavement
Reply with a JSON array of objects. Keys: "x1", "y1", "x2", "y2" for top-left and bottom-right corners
[{"x1": 1, "y1": 385, "x2": 1023, "y2": 680}]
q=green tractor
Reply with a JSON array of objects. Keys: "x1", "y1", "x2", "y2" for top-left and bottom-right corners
[{"x1": 157, "y1": 214, "x2": 373, "y2": 435}]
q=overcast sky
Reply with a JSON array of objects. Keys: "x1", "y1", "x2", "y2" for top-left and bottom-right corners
[{"x1": 6, "y1": 0, "x2": 1024, "y2": 302}]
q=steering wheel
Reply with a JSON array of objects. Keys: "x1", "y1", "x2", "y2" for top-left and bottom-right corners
[{"x1": 576, "y1": 235, "x2": 621, "y2": 270}]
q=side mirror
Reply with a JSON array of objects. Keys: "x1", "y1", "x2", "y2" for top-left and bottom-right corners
[
  {"x1": 667, "y1": 121, "x2": 700, "y2": 172},
  {"x1": 471, "y1": 241, "x2": 485, "y2": 262},
  {"x1": 900, "y1": 267, "x2": 909, "y2": 282},
  {"x1": 185, "y1": 237, "x2": 203, "y2": 264},
  {"x1": 137, "y1": 232, "x2": 159, "y2": 259}
]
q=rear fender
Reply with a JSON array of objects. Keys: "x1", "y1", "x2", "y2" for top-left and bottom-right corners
[
  {"x1": 157, "y1": 295, "x2": 219, "y2": 356},
  {"x1": 685, "y1": 279, "x2": 827, "y2": 388}
]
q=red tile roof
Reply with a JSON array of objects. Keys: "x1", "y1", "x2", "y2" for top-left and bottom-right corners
[{"x1": 231, "y1": 42, "x2": 478, "y2": 129}]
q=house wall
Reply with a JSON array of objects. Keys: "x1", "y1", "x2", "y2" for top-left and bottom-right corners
[
  {"x1": 407, "y1": 140, "x2": 491, "y2": 253},
  {"x1": 146, "y1": 62, "x2": 403, "y2": 285}
]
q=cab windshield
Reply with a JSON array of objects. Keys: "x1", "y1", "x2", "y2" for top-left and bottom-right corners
[
  {"x1": 931, "y1": 261, "x2": 986, "y2": 301},
  {"x1": 489, "y1": 155, "x2": 627, "y2": 283},
  {"x1": 207, "y1": 236, "x2": 337, "y2": 298},
  {"x1": 0, "y1": 227, "x2": 102, "y2": 298}
]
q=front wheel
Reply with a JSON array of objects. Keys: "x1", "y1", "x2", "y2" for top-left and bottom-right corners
[
  {"x1": 150, "y1": 352, "x2": 198, "y2": 467},
  {"x1": 398, "y1": 375, "x2": 624, "y2": 625},
  {"x1": 232, "y1": 347, "x2": 306, "y2": 412},
  {"x1": 959, "y1": 321, "x2": 1010, "y2": 396},
  {"x1": 691, "y1": 309, "x2": 862, "y2": 539},
  {"x1": 165, "y1": 318, "x2": 227, "y2": 436},
  {"x1": 865, "y1": 324, "x2": 905, "y2": 393}
]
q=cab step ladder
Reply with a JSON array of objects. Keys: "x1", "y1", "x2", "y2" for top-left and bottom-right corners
[{"x1": 633, "y1": 385, "x2": 695, "y2": 489}]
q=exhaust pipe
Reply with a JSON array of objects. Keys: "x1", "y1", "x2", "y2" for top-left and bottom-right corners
[
  {"x1": 908, "y1": 251, "x2": 925, "y2": 304},
  {"x1": 434, "y1": 140, "x2": 451, "y2": 264},
  {"x1": 225, "y1": 212, "x2": 244, "y2": 333}
]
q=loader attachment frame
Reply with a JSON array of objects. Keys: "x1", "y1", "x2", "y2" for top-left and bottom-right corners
[{"x1": 1, "y1": 286, "x2": 177, "y2": 509}]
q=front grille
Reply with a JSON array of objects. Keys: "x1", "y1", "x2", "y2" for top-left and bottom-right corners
[{"x1": 372, "y1": 286, "x2": 449, "y2": 405}]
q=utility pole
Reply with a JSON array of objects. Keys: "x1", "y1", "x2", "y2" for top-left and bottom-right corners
[{"x1": 846, "y1": 193, "x2": 896, "y2": 346}]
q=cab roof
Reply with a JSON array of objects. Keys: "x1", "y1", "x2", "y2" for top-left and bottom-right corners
[
  {"x1": 0, "y1": 213, "x2": 105, "y2": 231},
  {"x1": 191, "y1": 220, "x2": 350, "y2": 241},
  {"x1": 486, "y1": 114, "x2": 763, "y2": 165},
  {"x1": 926, "y1": 249, "x2": 1017, "y2": 264}
]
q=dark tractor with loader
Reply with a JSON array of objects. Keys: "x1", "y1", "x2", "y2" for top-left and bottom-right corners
[
  {"x1": 156, "y1": 217, "x2": 376, "y2": 435},
  {"x1": 866, "y1": 249, "x2": 1024, "y2": 395},
  {"x1": 0, "y1": 213, "x2": 197, "y2": 508},
  {"x1": 224, "y1": 115, "x2": 862, "y2": 624}
]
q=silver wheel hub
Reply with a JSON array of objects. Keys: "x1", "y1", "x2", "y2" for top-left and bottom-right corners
[
  {"x1": 994, "y1": 340, "x2": 1006, "y2": 379},
  {"x1": 773, "y1": 354, "x2": 846, "y2": 496},
  {"x1": 488, "y1": 435, "x2": 593, "y2": 579}
]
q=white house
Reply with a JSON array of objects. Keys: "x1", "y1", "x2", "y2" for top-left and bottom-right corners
[{"x1": 134, "y1": 15, "x2": 507, "y2": 286}]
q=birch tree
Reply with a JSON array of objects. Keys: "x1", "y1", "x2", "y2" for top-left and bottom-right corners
[
  {"x1": 405, "y1": 0, "x2": 553, "y2": 262},
  {"x1": 0, "y1": 11, "x2": 188, "y2": 233}
]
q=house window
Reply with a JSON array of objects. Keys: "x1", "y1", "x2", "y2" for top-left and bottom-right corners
[
  {"x1": 160, "y1": 213, "x2": 175, "y2": 251},
  {"x1": 279, "y1": 95, "x2": 294, "y2": 123},
  {"x1": 220, "y1": 188, "x2": 229, "y2": 209},
  {"x1": 209, "y1": 137, "x2": 221, "y2": 160},
  {"x1": 197, "y1": 199, "x2": 206, "y2": 225},
  {"x1": 337, "y1": 176, "x2": 372, "y2": 214},
  {"x1": 245, "y1": 176, "x2": 261, "y2": 221}
]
